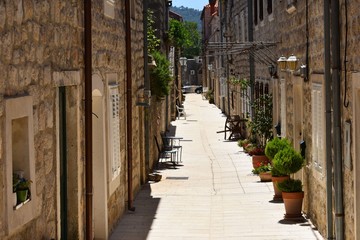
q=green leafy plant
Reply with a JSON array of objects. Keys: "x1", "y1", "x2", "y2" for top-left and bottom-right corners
[
  {"x1": 150, "y1": 51, "x2": 173, "y2": 98},
  {"x1": 17, "y1": 178, "x2": 32, "y2": 190},
  {"x1": 238, "y1": 139, "x2": 250, "y2": 148},
  {"x1": 265, "y1": 137, "x2": 291, "y2": 160},
  {"x1": 13, "y1": 174, "x2": 21, "y2": 192},
  {"x1": 205, "y1": 89, "x2": 214, "y2": 104},
  {"x1": 277, "y1": 179, "x2": 303, "y2": 192},
  {"x1": 252, "y1": 163, "x2": 272, "y2": 175},
  {"x1": 272, "y1": 146, "x2": 304, "y2": 176},
  {"x1": 147, "y1": 10, "x2": 160, "y2": 54},
  {"x1": 248, "y1": 94, "x2": 273, "y2": 147}
]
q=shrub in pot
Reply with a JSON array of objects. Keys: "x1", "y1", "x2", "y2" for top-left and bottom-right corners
[
  {"x1": 265, "y1": 137, "x2": 291, "y2": 161},
  {"x1": 265, "y1": 138, "x2": 291, "y2": 201},
  {"x1": 273, "y1": 147, "x2": 305, "y2": 219}
]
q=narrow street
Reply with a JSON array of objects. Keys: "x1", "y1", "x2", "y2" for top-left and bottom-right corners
[{"x1": 110, "y1": 93, "x2": 323, "y2": 240}]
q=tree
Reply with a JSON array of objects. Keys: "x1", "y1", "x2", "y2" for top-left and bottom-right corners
[{"x1": 169, "y1": 19, "x2": 200, "y2": 59}]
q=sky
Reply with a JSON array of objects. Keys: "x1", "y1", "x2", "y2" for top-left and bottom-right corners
[{"x1": 172, "y1": 0, "x2": 209, "y2": 10}]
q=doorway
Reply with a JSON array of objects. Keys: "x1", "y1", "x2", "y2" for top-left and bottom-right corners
[
  {"x1": 58, "y1": 86, "x2": 82, "y2": 239},
  {"x1": 353, "y1": 73, "x2": 360, "y2": 239},
  {"x1": 92, "y1": 75, "x2": 108, "y2": 239}
]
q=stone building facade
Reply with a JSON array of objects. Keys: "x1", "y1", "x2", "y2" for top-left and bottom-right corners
[
  {"x1": 0, "y1": 0, "x2": 172, "y2": 239},
  {"x1": 217, "y1": 0, "x2": 360, "y2": 239}
]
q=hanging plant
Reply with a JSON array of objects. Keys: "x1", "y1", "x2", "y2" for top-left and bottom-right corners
[{"x1": 150, "y1": 51, "x2": 173, "y2": 99}]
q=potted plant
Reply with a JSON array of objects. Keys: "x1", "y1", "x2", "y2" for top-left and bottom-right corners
[
  {"x1": 247, "y1": 94, "x2": 273, "y2": 168},
  {"x1": 252, "y1": 163, "x2": 272, "y2": 182},
  {"x1": 16, "y1": 178, "x2": 32, "y2": 204},
  {"x1": 248, "y1": 94, "x2": 273, "y2": 148},
  {"x1": 265, "y1": 137, "x2": 292, "y2": 201},
  {"x1": 273, "y1": 146, "x2": 305, "y2": 218},
  {"x1": 265, "y1": 137, "x2": 291, "y2": 161},
  {"x1": 13, "y1": 174, "x2": 21, "y2": 207},
  {"x1": 249, "y1": 146, "x2": 270, "y2": 168}
]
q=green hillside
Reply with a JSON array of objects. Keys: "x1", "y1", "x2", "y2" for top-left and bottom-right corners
[{"x1": 170, "y1": 6, "x2": 202, "y2": 32}]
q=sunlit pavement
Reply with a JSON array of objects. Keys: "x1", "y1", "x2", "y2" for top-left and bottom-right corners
[{"x1": 110, "y1": 93, "x2": 323, "y2": 240}]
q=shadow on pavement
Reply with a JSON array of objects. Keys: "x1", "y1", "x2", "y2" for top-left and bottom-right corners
[{"x1": 110, "y1": 184, "x2": 160, "y2": 240}]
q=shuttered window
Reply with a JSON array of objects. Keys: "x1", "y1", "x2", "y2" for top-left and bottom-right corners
[
  {"x1": 280, "y1": 79, "x2": 286, "y2": 137},
  {"x1": 109, "y1": 85, "x2": 121, "y2": 179},
  {"x1": 312, "y1": 83, "x2": 324, "y2": 171}
]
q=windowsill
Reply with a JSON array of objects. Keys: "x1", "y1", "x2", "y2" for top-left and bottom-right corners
[{"x1": 13, "y1": 198, "x2": 31, "y2": 210}]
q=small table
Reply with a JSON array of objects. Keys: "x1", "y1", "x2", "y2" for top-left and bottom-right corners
[{"x1": 161, "y1": 136, "x2": 183, "y2": 163}]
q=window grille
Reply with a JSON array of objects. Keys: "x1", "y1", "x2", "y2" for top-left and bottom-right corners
[
  {"x1": 312, "y1": 83, "x2": 324, "y2": 171},
  {"x1": 109, "y1": 86, "x2": 121, "y2": 179}
]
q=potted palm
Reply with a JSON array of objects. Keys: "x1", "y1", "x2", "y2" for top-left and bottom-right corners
[
  {"x1": 265, "y1": 137, "x2": 292, "y2": 201},
  {"x1": 273, "y1": 146, "x2": 305, "y2": 219}
]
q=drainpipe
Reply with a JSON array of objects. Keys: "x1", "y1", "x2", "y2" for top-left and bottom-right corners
[
  {"x1": 324, "y1": 0, "x2": 334, "y2": 238},
  {"x1": 331, "y1": 0, "x2": 344, "y2": 239},
  {"x1": 143, "y1": 0, "x2": 150, "y2": 179},
  {"x1": 84, "y1": 0, "x2": 93, "y2": 239},
  {"x1": 247, "y1": 0, "x2": 255, "y2": 106},
  {"x1": 125, "y1": 0, "x2": 135, "y2": 211}
]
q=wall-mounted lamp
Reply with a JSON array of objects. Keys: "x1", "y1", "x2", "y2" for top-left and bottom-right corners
[
  {"x1": 167, "y1": 0, "x2": 172, "y2": 7},
  {"x1": 300, "y1": 140, "x2": 306, "y2": 158},
  {"x1": 179, "y1": 57, "x2": 187, "y2": 66},
  {"x1": 274, "y1": 122, "x2": 281, "y2": 137},
  {"x1": 300, "y1": 64, "x2": 308, "y2": 80},
  {"x1": 148, "y1": 54, "x2": 157, "y2": 69},
  {"x1": 268, "y1": 64, "x2": 278, "y2": 78},
  {"x1": 277, "y1": 56, "x2": 287, "y2": 71},
  {"x1": 208, "y1": 64, "x2": 213, "y2": 71},
  {"x1": 136, "y1": 88, "x2": 151, "y2": 107},
  {"x1": 287, "y1": 54, "x2": 298, "y2": 71}
]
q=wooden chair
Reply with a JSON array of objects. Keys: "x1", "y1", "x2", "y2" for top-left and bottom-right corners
[{"x1": 154, "y1": 136, "x2": 177, "y2": 167}]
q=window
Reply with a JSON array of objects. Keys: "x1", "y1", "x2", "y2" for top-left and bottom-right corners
[
  {"x1": 312, "y1": 83, "x2": 325, "y2": 171},
  {"x1": 104, "y1": 0, "x2": 115, "y2": 19},
  {"x1": 280, "y1": 79, "x2": 287, "y2": 138},
  {"x1": 5, "y1": 96, "x2": 37, "y2": 232},
  {"x1": 267, "y1": 0, "x2": 273, "y2": 14},
  {"x1": 240, "y1": 11, "x2": 246, "y2": 42},
  {"x1": 254, "y1": 0, "x2": 258, "y2": 25},
  {"x1": 259, "y1": 0, "x2": 264, "y2": 21},
  {"x1": 108, "y1": 85, "x2": 121, "y2": 179}
]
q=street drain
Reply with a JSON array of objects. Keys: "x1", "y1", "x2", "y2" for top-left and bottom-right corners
[{"x1": 166, "y1": 177, "x2": 189, "y2": 180}]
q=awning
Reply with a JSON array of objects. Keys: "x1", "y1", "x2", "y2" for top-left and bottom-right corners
[{"x1": 205, "y1": 41, "x2": 278, "y2": 66}]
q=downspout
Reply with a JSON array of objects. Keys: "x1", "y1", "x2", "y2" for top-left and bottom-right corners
[
  {"x1": 84, "y1": 0, "x2": 93, "y2": 239},
  {"x1": 324, "y1": 0, "x2": 334, "y2": 238},
  {"x1": 223, "y1": 1, "x2": 231, "y2": 115},
  {"x1": 165, "y1": 4, "x2": 170, "y2": 131},
  {"x1": 143, "y1": 1, "x2": 150, "y2": 179},
  {"x1": 331, "y1": 0, "x2": 344, "y2": 239},
  {"x1": 247, "y1": 0, "x2": 255, "y2": 106},
  {"x1": 125, "y1": 0, "x2": 135, "y2": 211}
]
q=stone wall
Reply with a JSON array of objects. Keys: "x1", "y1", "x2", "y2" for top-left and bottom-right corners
[
  {"x1": 0, "y1": 0, "x2": 149, "y2": 239},
  {"x1": 0, "y1": 0, "x2": 84, "y2": 239}
]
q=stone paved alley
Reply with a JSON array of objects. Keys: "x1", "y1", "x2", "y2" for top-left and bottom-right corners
[{"x1": 110, "y1": 93, "x2": 324, "y2": 240}]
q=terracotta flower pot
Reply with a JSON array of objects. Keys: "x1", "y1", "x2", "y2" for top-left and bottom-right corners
[
  {"x1": 271, "y1": 175, "x2": 290, "y2": 201},
  {"x1": 282, "y1": 191, "x2": 304, "y2": 219},
  {"x1": 252, "y1": 155, "x2": 269, "y2": 169},
  {"x1": 259, "y1": 171, "x2": 272, "y2": 182}
]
